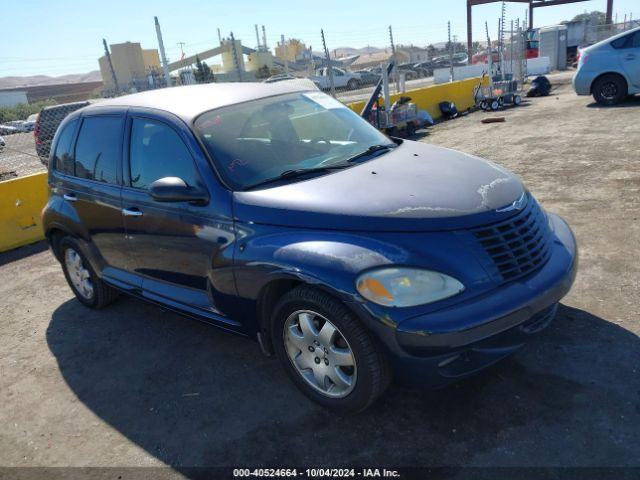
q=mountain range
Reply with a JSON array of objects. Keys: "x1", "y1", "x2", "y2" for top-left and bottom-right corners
[{"x1": 0, "y1": 71, "x2": 102, "y2": 89}]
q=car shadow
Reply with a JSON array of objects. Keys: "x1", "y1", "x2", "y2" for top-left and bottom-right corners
[
  {"x1": 586, "y1": 95, "x2": 640, "y2": 108},
  {"x1": 0, "y1": 240, "x2": 49, "y2": 267},
  {"x1": 46, "y1": 298, "x2": 640, "y2": 472}
]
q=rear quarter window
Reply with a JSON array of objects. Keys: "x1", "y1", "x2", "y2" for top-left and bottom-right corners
[
  {"x1": 52, "y1": 118, "x2": 78, "y2": 175},
  {"x1": 611, "y1": 32, "x2": 638, "y2": 49},
  {"x1": 74, "y1": 116, "x2": 123, "y2": 184}
]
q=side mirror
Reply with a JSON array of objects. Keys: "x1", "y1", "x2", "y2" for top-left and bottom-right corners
[{"x1": 149, "y1": 177, "x2": 208, "y2": 204}]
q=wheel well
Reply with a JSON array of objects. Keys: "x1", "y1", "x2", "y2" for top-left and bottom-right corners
[
  {"x1": 256, "y1": 279, "x2": 302, "y2": 352},
  {"x1": 45, "y1": 228, "x2": 66, "y2": 261},
  {"x1": 591, "y1": 72, "x2": 628, "y2": 94}
]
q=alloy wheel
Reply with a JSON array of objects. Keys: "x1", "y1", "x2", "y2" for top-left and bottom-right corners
[
  {"x1": 601, "y1": 82, "x2": 618, "y2": 101},
  {"x1": 283, "y1": 310, "x2": 357, "y2": 398},
  {"x1": 64, "y1": 248, "x2": 94, "y2": 300}
]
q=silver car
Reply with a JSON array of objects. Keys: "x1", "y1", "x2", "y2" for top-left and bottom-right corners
[{"x1": 573, "y1": 26, "x2": 640, "y2": 105}]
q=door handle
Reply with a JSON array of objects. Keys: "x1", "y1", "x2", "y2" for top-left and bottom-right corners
[
  {"x1": 122, "y1": 207, "x2": 143, "y2": 217},
  {"x1": 63, "y1": 193, "x2": 77, "y2": 202}
]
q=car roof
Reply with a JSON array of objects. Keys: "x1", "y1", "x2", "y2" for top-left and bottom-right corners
[
  {"x1": 87, "y1": 81, "x2": 317, "y2": 123},
  {"x1": 42, "y1": 101, "x2": 90, "y2": 111}
]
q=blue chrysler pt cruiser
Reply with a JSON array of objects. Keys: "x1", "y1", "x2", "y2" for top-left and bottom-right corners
[{"x1": 42, "y1": 81, "x2": 577, "y2": 412}]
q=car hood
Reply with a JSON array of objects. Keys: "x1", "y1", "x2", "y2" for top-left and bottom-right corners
[{"x1": 233, "y1": 141, "x2": 525, "y2": 231}]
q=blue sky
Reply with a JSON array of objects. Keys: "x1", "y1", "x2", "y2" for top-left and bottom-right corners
[{"x1": 1, "y1": 0, "x2": 637, "y2": 77}]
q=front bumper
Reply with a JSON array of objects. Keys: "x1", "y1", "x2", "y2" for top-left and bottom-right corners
[{"x1": 385, "y1": 213, "x2": 577, "y2": 387}]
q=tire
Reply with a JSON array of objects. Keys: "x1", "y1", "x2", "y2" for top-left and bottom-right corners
[
  {"x1": 58, "y1": 237, "x2": 118, "y2": 309},
  {"x1": 490, "y1": 99, "x2": 500, "y2": 111},
  {"x1": 271, "y1": 285, "x2": 390, "y2": 413},
  {"x1": 480, "y1": 100, "x2": 488, "y2": 110},
  {"x1": 592, "y1": 74, "x2": 627, "y2": 106},
  {"x1": 513, "y1": 94, "x2": 522, "y2": 106},
  {"x1": 346, "y1": 79, "x2": 359, "y2": 90}
]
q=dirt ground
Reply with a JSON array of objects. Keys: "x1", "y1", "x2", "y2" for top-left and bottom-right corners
[{"x1": 1, "y1": 71, "x2": 639, "y2": 476}]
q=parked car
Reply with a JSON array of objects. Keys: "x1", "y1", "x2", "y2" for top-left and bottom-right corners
[
  {"x1": 412, "y1": 62, "x2": 434, "y2": 77},
  {"x1": 0, "y1": 124, "x2": 19, "y2": 135},
  {"x1": 35, "y1": 101, "x2": 89, "y2": 162},
  {"x1": 42, "y1": 82, "x2": 577, "y2": 413},
  {"x1": 309, "y1": 67, "x2": 361, "y2": 90},
  {"x1": 472, "y1": 50, "x2": 500, "y2": 65},
  {"x1": 396, "y1": 63, "x2": 421, "y2": 80},
  {"x1": 453, "y1": 53, "x2": 469, "y2": 65},
  {"x1": 263, "y1": 74, "x2": 297, "y2": 83},
  {"x1": 4, "y1": 119, "x2": 35, "y2": 133},
  {"x1": 354, "y1": 70, "x2": 381, "y2": 86},
  {"x1": 573, "y1": 26, "x2": 640, "y2": 105}
]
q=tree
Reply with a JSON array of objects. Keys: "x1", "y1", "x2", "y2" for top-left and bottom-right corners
[
  {"x1": 0, "y1": 98, "x2": 57, "y2": 123},
  {"x1": 254, "y1": 65, "x2": 272, "y2": 80},
  {"x1": 426, "y1": 44, "x2": 437, "y2": 59},
  {"x1": 569, "y1": 11, "x2": 606, "y2": 25},
  {"x1": 194, "y1": 55, "x2": 215, "y2": 83}
]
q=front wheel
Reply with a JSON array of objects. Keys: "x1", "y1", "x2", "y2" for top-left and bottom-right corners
[
  {"x1": 346, "y1": 79, "x2": 359, "y2": 90},
  {"x1": 592, "y1": 74, "x2": 627, "y2": 105},
  {"x1": 271, "y1": 286, "x2": 390, "y2": 413}
]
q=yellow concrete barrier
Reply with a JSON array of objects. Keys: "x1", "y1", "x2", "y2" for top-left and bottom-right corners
[
  {"x1": 0, "y1": 172, "x2": 48, "y2": 253},
  {"x1": 348, "y1": 76, "x2": 486, "y2": 121}
]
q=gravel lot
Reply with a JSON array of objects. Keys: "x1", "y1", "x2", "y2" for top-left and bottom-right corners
[{"x1": 1, "y1": 71, "x2": 639, "y2": 476}]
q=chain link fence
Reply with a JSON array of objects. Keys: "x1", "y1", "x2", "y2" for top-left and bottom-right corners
[{"x1": 1, "y1": 19, "x2": 637, "y2": 181}]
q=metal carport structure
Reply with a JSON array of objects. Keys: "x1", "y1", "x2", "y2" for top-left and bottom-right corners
[{"x1": 466, "y1": 0, "x2": 615, "y2": 63}]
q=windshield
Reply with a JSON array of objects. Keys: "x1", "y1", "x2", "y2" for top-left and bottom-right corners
[{"x1": 193, "y1": 91, "x2": 393, "y2": 190}]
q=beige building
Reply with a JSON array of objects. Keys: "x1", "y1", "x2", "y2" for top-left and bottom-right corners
[
  {"x1": 275, "y1": 38, "x2": 307, "y2": 62},
  {"x1": 245, "y1": 50, "x2": 274, "y2": 72},
  {"x1": 98, "y1": 42, "x2": 161, "y2": 90},
  {"x1": 220, "y1": 38, "x2": 246, "y2": 73}
]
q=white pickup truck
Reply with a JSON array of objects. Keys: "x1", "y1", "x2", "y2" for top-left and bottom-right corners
[{"x1": 308, "y1": 68, "x2": 361, "y2": 90}]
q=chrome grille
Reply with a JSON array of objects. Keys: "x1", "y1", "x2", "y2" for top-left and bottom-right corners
[{"x1": 472, "y1": 195, "x2": 551, "y2": 282}]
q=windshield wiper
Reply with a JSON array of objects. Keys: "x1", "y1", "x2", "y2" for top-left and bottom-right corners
[
  {"x1": 346, "y1": 143, "x2": 397, "y2": 164},
  {"x1": 244, "y1": 165, "x2": 349, "y2": 190}
]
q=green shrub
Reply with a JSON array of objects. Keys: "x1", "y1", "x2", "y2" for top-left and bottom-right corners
[{"x1": 0, "y1": 99, "x2": 58, "y2": 123}]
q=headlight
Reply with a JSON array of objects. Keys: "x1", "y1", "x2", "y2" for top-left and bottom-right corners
[{"x1": 355, "y1": 267, "x2": 464, "y2": 307}]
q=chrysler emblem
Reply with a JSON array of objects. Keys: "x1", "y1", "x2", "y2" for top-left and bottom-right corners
[{"x1": 496, "y1": 193, "x2": 526, "y2": 213}]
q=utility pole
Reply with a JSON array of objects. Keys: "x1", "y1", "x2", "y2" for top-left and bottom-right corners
[
  {"x1": 388, "y1": 25, "x2": 399, "y2": 92},
  {"x1": 217, "y1": 28, "x2": 222, "y2": 45},
  {"x1": 262, "y1": 26, "x2": 268, "y2": 51},
  {"x1": 467, "y1": 1, "x2": 473, "y2": 64},
  {"x1": 281, "y1": 34, "x2": 289, "y2": 75},
  {"x1": 321, "y1": 29, "x2": 335, "y2": 98},
  {"x1": 255, "y1": 25, "x2": 261, "y2": 49},
  {"x1": 448, "y1": 22, "x2": 454, "y2": 81},
  {"x1": 229, "y1": 31, "x2": 243, "y2": 82},
  {"x1": 510, "y1": 20, "x2": 514, "y2": 77},
  {"x1": 154, "y1": 16, "x2": 171, "y2": 87},
  {"x1": 177, "y1": 41, "x2": 187, "y2": 72},
  {"x1": 102, "y1": 39, "x2": 119, "y2": 92}
]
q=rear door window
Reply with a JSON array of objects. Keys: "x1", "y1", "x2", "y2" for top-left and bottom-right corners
[
  {"x1": 128, "y1": 118, "x2": 199, "y2": 190},
  {"x1": 52, "y1": 118, "x2": 78, "y2": 176},
  {"x1": 611, "y1": 33, "x2": 635, "y2": 49},
  {"x1": 74, "y1": 116, "x2": 123, "y2": 184}
]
